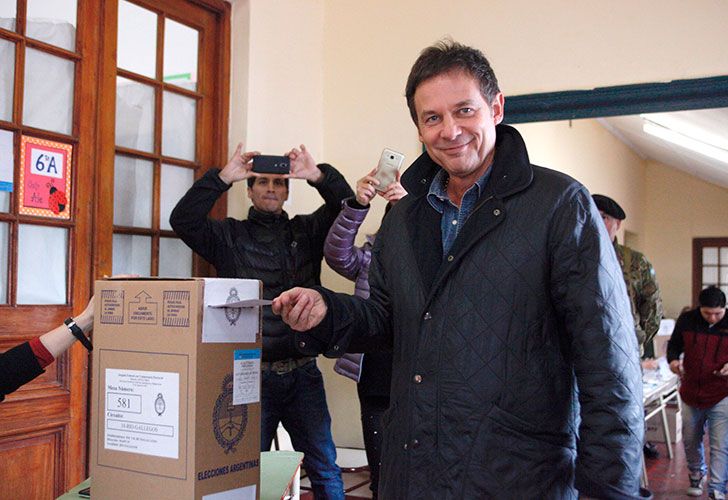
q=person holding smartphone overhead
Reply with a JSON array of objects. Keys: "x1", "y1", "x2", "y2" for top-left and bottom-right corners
[
  {"x1": 324, "y1": 167, "x2": 407, "y2": 499},
  {"x1": 170, "y1": 143, "x2": 353, "y2": 500}
]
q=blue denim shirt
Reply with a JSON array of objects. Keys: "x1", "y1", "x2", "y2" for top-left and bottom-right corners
[{"x1": 426, "y1": 167, "x2": 492, "y2": 257}]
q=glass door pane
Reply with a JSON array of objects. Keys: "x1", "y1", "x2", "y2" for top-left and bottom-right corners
[
  {"x1": 0, "y1": 2, "x2": 17, "y2": 31},
  {"x1": 159, "y1": 237, "x2": 192, "y2": 277},
  {"x1": 163, "y1": 19, "x2": 198, "y2": 91},
  {"x1": 160, "y1": 163, "x2": 193, "y2": 231},
  {"x1": 0, "y1": 39, "x2": 14, "y2": 121},
  {"x1": 162, "y1": 91, "x2": 196, "y2": 161},
  {"x1": 115, "y1": 77, "x2": 155, "y2": 152},
  {"x1": 113, "y1": 155, "x2": 153, "y2": 228},
  {"x1": 112, "y1": 233, "x2": 151, "y2": 276},
  {"x1": 0, "y1": 221, "x2": 8, "y2": 303},
  {"x1": 23, "y1": 49, "x2": 75, "y2": 134},
  {"x1": 26, "y1": 0, "x2": 78, "y2": 51},
  {"x1": 117, "y1": 0, "x2": 157, "y2": 78},
  {"x1": 17, "y1": 224, "x2": 68, "y2": 304},
  {"x1": 0, "y1": 129, "x2": 12, "y2": 212}
]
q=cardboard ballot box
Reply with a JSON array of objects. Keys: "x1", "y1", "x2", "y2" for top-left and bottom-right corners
[{"x1": 90, "y1": 278, "x2": 263, "y2": 500}]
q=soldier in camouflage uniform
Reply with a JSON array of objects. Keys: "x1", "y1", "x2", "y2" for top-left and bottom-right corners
[
  {"x1": 593, "y1": 194, "x2": 663, "y2": 355},
  {"x1": 593, "y1": 194, "x2": 664, "y2": 464}
]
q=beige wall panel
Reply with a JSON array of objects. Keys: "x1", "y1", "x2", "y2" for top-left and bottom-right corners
[{"x1": 644, "y1": 161, "x2": 728, "y2": 319}]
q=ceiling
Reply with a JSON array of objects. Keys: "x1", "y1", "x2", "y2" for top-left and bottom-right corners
[{"x1": 598, "y1": 108, "x2": 728, "y2": 189}]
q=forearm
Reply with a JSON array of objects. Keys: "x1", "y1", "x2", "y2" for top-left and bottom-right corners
[
  {"x1": 324, "y1": 200, "x2": 370, "y2": 279},
  {"x1": 39, "y1": 311, "x2": 93, "y2": 359},
  {"x1": 169, "y1": 169, "x2": 229, "y2": 261},
  {"x1": 309, "y1": 164, "x2": 355, "y2": 211}
]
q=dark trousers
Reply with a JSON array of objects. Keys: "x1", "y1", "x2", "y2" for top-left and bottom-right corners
[
  {"x1": 359, "y1": 395, "x2": 390, "y2": 498},
  {"x1": 261, "y1": 360, "x2": 344, "y2": 500}
]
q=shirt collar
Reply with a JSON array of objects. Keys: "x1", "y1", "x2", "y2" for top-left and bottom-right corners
[{"x1": 426, "y1": 165, "x2": 493, "y2": 211}]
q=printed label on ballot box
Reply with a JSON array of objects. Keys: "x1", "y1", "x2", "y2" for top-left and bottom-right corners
[{"x1": 104, "y1": 368, "x2": 180, "y2": 459}]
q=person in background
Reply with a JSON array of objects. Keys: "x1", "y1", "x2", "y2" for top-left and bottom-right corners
[
  {"x1": 668, "y1": 286, "x2": 728, "y2": 500},
  {"x1": 273, "y1": 40, "x2": 644, "y2": 498},
  {"x1": 170, "y1": 143, "x2": 353, "y2": 500},
  {"x1": 593, "y1": 193, "x2": 664, "y2": 463},
  {"x1": 324, "y1": 169, "x2": 407, "y2": 499},
  {"x1": 592, "y1": 194, "x2": 664, "y2": 355},
  {"x1": 1, "y1": 296, "x2": 94, "y2": 402}
]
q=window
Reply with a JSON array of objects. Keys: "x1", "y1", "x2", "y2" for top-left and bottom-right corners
[{"x1": 694, "y1": 238, "x2": 728, "y2": 302}]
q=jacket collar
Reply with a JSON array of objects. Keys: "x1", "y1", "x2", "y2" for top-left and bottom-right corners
[
  {"x1": 248, "y1": 206, "x2": 289, "y2": 224},
  {"x1": 401, "y1": 123, "x2": 534, "y2": 200}
]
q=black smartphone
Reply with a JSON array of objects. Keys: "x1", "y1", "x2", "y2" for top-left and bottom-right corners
[{"x1": 252, "y1": 155, "x2": 290, "y2": 175}]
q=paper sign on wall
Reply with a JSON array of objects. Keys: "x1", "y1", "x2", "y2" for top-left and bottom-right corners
[{"x1": 18, "y1": 135, "x2": 72, "y2": 219}]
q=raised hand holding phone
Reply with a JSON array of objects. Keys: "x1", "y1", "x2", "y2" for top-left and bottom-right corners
[
  {"x1": 218, "y1": 143, "x2": 259, "y2": 185},
  {"x1": 355, "y1": 168, "x2": 379, "y2": 206}
]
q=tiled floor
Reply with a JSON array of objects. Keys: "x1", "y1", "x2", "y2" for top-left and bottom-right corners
[
  {"x1": 644, "y1": 439, "x2": 703, "y2": 498},
  {"x1": 299, "y1": 470, "x2": 373, "y2": 499}
]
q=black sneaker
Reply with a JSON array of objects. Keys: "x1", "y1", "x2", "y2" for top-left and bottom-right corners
[
  {"x1": 643, "y1": 441, "x2": 660, "y2": 459},
  {"x1": 687, "y1": 473, "x2": 706, "y2": 496}
]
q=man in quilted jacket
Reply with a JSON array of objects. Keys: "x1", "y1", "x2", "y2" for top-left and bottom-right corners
[{"x1": 273, "y1": 40, "x2": 644, "y2": 499}]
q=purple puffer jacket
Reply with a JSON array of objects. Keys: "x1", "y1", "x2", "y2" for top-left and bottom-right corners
[
  {"x1": 324, "y1": 199, "x2": 373, "y2": 299},
  {"x1": 325, "y1": 199, "x2": 373, "y2": 383}
]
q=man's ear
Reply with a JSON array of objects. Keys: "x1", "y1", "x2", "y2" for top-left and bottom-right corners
[
  {"x1": 247, "y1": 186, "x2": 253, "y2": 198},
  {"x1": 491, "y1": 92, "x2": 505, "y2": 125}
]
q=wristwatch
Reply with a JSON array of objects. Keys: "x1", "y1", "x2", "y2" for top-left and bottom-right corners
[{"x1": 64, "y1": 317, "x2": 93, "y2": 352}]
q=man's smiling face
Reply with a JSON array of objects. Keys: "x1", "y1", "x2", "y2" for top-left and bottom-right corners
[{"x1": 414, "y1": 69, "x2": 504, "y2": 184}]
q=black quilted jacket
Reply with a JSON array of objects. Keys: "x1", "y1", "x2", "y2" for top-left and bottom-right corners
[
  {"x1": 170, "y1": 164, "x2": 353, "y2": 361},
  {"x1": 297, "y1": 125, "x2": 644, "y2": 499}
]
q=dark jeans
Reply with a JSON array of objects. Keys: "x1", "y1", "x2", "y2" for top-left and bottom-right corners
[
  {"x1": 360, "y1": 395, "x2": 389, "y2": 499},
  {"x1": 261, "y1": 360, "x2": 344, "y2": 500}
]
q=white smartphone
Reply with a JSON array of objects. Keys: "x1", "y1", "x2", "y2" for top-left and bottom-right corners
[{"x1": 373, "y1": 148, "x2": 405, "y2": 191}]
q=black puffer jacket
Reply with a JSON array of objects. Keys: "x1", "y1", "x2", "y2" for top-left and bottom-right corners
[
  {"x1": 170, "y1": 164, "x2": 353, "y2": 361},
  {"x1": 297, "y1": 125, "x2": 644, "y2": 498}
]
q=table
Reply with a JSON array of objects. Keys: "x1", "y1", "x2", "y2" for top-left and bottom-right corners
[
  {"x1": 58, "y1": 451, "x2": 304, "y2": 500},
  {"x1": 640, "y1": 358, "x2": 680, "y2": 487}
]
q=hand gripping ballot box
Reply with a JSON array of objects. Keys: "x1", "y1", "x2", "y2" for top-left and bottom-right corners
[{"x1": 90, "y1": 278, "x2": 263, "y2": 499}]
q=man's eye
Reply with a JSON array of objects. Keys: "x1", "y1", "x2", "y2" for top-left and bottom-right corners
[
  {"x1": 459, "y1": 107, "x2": 474, "y2": 114},
  {"x1": 424, "y1": 115, "x2": 439, "y2": 124}
]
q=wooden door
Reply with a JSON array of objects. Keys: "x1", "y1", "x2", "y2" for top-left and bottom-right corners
[
  {"x1": 0, "y1": 0, "x2": 229, "y2": 496},
  {"x1": 0, "y1": 0, "x2": 99, "y2": 497},
  {"x1": 97, "y1": 0, "x2": 230, "y2": 280}
]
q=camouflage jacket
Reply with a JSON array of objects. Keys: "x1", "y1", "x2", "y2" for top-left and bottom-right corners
[{"x1": 614, "y1": 241, "x2": 663, "y2": 350}]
